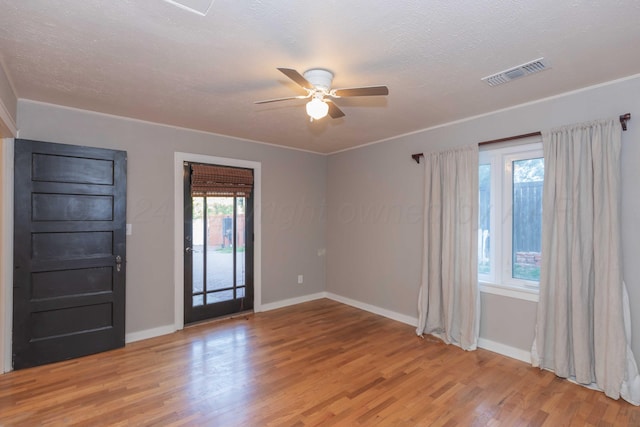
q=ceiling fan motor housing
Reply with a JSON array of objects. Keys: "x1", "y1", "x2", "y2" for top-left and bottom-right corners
[{"x1": 303, "y1": 68, "x2": 334, "y2": 91}]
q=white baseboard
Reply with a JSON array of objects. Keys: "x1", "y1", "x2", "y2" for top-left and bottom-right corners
[
  {"x1": 124, "y1": 292, "x2": 328, "y2": 344},
  {"x1": 125, "y1": 324, "x2": 176, "y2": 344},
  {"x1": 120, "y1": 294, "x2": 533, "y2": 368},
  {"x1": 325, "y1": 292, "x2": 419, "y2": 327},
  {"x1": 324, "y1": 292, "x2": 532, "y2": 364},
  {"x1": 258, "y1": 292, "x2": 326, "y2": 312},
  {"x1": 478, "y1": 337, "x2": 531, "y2": 363}
]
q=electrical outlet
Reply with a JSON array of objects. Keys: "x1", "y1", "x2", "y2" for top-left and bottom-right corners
[{"x1": 297, "y1": 275, "x2": 303, "y2": 284}]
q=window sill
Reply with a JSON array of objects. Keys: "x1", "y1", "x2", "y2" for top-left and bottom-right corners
[{"x1": 479, "y1": 281, "x2": 539, "y2": 303}]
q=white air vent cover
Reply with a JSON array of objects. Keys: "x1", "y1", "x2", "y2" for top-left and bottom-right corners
[{"x1": 482, "y1": 58, "x2": 550, "y2": 86}]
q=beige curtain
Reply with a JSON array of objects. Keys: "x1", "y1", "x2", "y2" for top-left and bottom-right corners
[
  {"x1": 532, "y1": 118, "x2": 640, "y2": 404},
  {"x1": 416, "y1": 145, "x2": 479, "y2": 350}
]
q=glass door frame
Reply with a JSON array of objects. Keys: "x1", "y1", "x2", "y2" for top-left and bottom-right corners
[{"x1": 183, "y1": 162, "x2": 254, "y2": 324}]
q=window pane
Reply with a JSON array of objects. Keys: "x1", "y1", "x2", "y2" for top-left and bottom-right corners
[
  {"x1": 193, "y1": 295, "x2": 203, "y2": 307},
  {"x1": 236, "y1": 197, "x2": 246, "y2": 287},
  {"x1": 206, "y1": 290, "x2": 233, "y2": 304},
  {"x1": 512, "y1": 158, "x2": 543, "y2": 281},
  {"x1": 192, "y1": 197, "x2": 204, "y2": 295},
  {"x1": 206, "y1": 197, "x2": 234, "y2": 291},
  {"x1": 478, "y1": 164, "x2": 491, "y2": 276}
]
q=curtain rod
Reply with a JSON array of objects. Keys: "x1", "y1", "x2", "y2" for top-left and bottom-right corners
[{"x1": 411, "y1": 113, "x2": 631, "y2": 164}]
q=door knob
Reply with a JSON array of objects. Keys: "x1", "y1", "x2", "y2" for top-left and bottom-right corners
[
  {"x1": 115, "y1": 255, "x2": 122, "y2": 272},
  {"x1": 185, "y1": 247, "x2": 192, "y2": 253}
]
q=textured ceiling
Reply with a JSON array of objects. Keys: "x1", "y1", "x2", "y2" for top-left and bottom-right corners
[{"x1": 1, "y1": 1, "x2": 640, "y2": 153}]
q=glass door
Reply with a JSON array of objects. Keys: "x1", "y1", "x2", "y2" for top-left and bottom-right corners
[{"x1": 184, "y1": 163, "x2": 254, "y2": 323}]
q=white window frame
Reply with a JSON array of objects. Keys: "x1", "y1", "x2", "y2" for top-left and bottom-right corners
[{"x1": 479, "y1": 138, "x2": 543, "y2": 302}]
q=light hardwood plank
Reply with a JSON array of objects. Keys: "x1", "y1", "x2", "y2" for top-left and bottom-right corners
[{"x1": 1, "y1": 299, "x2": 639, "y2": 426}]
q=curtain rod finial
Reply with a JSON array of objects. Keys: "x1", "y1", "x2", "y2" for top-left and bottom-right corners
[
  {"x1": 412, "y1": 153, "x2": 424, "y2": 164},
  {"x1": 620, "y1": 113, "x2": 631, "y2": 131}
]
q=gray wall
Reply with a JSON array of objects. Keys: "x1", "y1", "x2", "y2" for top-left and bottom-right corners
[
  {"x1": 327, "y1": 75, "x2": 640, "y2": 363},
  {"x1": 16, "y1": 100, "x2": 327, "y2": 334}
]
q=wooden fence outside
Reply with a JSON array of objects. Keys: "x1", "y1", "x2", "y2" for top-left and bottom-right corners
[{"x1": 479, "y1": 180, "x2": 543, "y2": 268}]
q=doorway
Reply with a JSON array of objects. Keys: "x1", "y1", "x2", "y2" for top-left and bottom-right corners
[{"x1": 183, "y1": 162, "x2": 254, "y2": 323}]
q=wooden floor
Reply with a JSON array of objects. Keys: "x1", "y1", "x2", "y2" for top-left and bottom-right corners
[{"x1": 1, "y1": 299, "x2": 639, "y2": 426}]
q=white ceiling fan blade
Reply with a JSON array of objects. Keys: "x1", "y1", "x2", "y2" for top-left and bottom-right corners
[
  {"x1": 327, "y1": 100, "x2": 345, "y2": 119},
  {"x1": 277, "y1": 68, "x2": 315, "y2": 90},
  {"x1": 331, "y1": 86, "x2": 389, "y2": 97},
  {"x1": 254, "y1": 95, "x2": 309, "y2": 104}
]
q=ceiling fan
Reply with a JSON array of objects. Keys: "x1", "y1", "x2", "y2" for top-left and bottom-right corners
[{"x1": 255, "y1": 68, "x2": 389, "y2": 121}]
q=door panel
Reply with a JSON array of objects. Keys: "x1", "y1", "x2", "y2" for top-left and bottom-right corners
[
  {"x1": 31, "y1": 303, "x2": 112, "y2": 339},
  {"x1": 13, "y1": 139, "x2": 127, "y2": 369},
  {"x1": 31, "y1": 267, "x2": 113, "y2": 298},
  {"x1": 32, "y1": 153, "x2": 115, "y2": 184},
  {"x1": 32, "y1": 194, "x2": 114, "y2": 221},
  {"x1": 32, "y1": 231, "x2": 113, "y2": 260}
]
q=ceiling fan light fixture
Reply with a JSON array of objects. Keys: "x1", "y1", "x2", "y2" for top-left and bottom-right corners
[
  {"x1": 255, "y1": 67, "x2": 388, "y2": 121},
  {"x1": 306, "y1": 98, "x2": 329, "y2": 120}
]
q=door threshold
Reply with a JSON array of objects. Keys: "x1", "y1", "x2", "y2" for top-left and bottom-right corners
[{"x1": 185, "y1": 310, "x2": 254, "y2": 328}]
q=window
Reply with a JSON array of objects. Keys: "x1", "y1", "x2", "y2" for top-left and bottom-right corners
[{"x1": 478, "y1": 140, "x2": 544, "y2": 294}]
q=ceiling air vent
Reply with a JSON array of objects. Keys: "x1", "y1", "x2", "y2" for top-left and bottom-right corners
[{"x1": 482, "y1": 58, "x2": 550, "y2": 87}]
